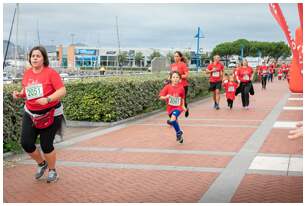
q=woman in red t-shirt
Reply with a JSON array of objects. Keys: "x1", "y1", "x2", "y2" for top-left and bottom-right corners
[
  {"x1": 170, "y1": 51, "x2": 190, "y2": 117},
  {"x1": 12, "y1": 46, "x2": 66, "y2": 183},
  {"x1": 236, "y1": 59, "x2": 254, "y2": 110},
  {"x1": 160, "y1": 71, "x2": 187, "y2": 143}
]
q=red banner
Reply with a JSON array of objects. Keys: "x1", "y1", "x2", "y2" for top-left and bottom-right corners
[{"x1": 269, "y1": 3, "x2": 303, "y2": 93}]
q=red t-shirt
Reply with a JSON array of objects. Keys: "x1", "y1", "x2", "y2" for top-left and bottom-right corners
[
  {"x1": 22, "y1": 67, "x2": 64, "y2": 111},
  {"x1": 281, "y1": 64, "x2": 289, "y2": 73},
  {"x1": 233, "y1": 67, "x2": 240, "y2": 81},
  {"x1": 207, "y1": 62, "x2": 224, "y2": 83},
  {"x1": 170, "y1": 62, "x2": 189, "y2": 87},
  {"x1": 269, "y1": 64, "x2": 275, "y2": 73},
  {"x1": 159, "y1": 84, "x2": 185, "y2": 115},
  {"x1": 223, "y1": 81, "x2": 238, "y2": 100},
  {"x1": 237, "y1": 67, "x2": 253, "y2": 83},
  {"x1": 278, "y1": 68, "x2": 283, "y2": 75},
  {"x1": 259, "y1": 65, "x2": 269, "y2": 76}
]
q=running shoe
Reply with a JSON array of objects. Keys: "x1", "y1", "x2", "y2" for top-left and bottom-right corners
[
  {"x1": 35, "y1": 161, "x2": 48, "y2": 179},
  {"x1": 47, "y1": 169, "x2": 59, "y2": 183},
  {"x1": 176, "y1": 131, "x2": 184, "y2": 144}
]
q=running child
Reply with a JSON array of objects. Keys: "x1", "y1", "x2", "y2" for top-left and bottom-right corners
[
  {"x1": 223, "y1": 75, "x2": 238, "y2": 109},
  {"x1": 159, "y1": 71, "x2": 186, "y2": 143}
]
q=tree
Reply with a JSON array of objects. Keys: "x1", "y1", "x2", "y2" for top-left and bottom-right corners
[
  {"x1": 149, "y1": 50, "x2": 162, "y2": 61},
  {"x1": 118, "y1": 51, "x2": 128, "y2": 66},
  {"x1": 166, "y1": 52, "x2": 174, "y2": 64},
  {"x1": 135, "y1": 51, "x2": 144, "y2": 67},
  {"x1": 183, "y1": 51, "x2": 191, "y2": 64},
  {"x1": 211, "y1": 39, "x2": 291, "y2": 62}
]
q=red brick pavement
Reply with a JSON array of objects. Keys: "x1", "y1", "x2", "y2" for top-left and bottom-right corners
[
  {"x1": 259, "y1": 129, "x2": 303, "y2": 154},
  {"x1": 231, "y1": 174, "x2": 303, "y2": 203},
  {"x1": 4, "y1": 164, "x2": 218, "y2": 203},
  {"x1": 4, "y1": 80, "x2": 302, "y2": 203},
  {"x1": 57, "y1": 150, "x2": 232, "y2": 168}
]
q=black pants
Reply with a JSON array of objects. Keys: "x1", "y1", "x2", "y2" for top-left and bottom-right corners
[
  {"x1": 21, "y1": 111, "x2": 63, "y2": 154},
  {"x1": 184, "y1": 86, "x2": 188, "y2": 108},
  {"x1": 240, "y1": 82, "x2": 252, "y2": 107},
  {"x1": 261, "y1": 75, "x2": 267, "y2": 89},
  {"x1": 227, "y1": 99, "x2": 233, "y2": 108}
]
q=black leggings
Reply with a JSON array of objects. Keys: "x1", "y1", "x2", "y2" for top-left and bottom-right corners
[
  {"x1": 184, "y1": 86, "x2": 188, "y2": 108},
  {"x1": 227, "y1": 99, "x2": 233, "y2": 108},
  {"x1": 21, "y1": 112, "x2": 63, "y2": 154},
  {"x1": 240, "y1": 82, "x2": 252, "y2": 107},
  {"x1": 261, "y1": 75, "x2": 267, "y2": 89}
]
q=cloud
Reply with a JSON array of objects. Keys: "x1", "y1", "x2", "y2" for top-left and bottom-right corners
[{"x1": 3, "y1": 3, "x2": 300, "y2": 51}]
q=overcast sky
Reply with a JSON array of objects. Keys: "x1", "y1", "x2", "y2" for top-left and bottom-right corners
[{"x1": 3, "y1": 3, "x2": 301, "y2": 51}]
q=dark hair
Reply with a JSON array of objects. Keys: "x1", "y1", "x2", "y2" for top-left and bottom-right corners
[
  {"x1": 28, "y1": 46, "x2": 49, "y2": 67},
  {"x1": 174, "y1": 51, "x2": 188, "y2": 64},
  {"x1": 169, "y1": 71, "x2": 181, "y2": 80}
]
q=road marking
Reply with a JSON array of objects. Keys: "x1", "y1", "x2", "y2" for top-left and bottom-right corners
[
  {"x1": 133, "y1": 123, "x2": 258, "y2": 128},
  {"x1": 67, "y1": 146, "x2": 237, "y2": 156},
  {"x1": 155, "y1": 118, "x2": 263, "y2": 122},
  {"x1": 249, "y1": 156, "x2": 289, "y2": 171},
  {"x1": 20, "y1": 160, "x2": 223, "y2": 173},
  {"x1": 288, "y1": 98, "x2": 303, "y2": 101},
  {"x1": 273, "y1": 121, "x2": 299, "y2": 129},
  {"x1": 283, "y1": 106, "x2": 303, "y2": 110}
]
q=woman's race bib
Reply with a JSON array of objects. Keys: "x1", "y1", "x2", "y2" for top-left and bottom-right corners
[
  {"x1": 25, "y1": 84, "x2": 44, "y2": 100},
  {"x1": 243, "y1": 74, "x2": 250, "y2": 81},
  {"x1": 169, "y1": 96, "x2": 181, "y2": 106},
  {"x1": 212, "y1": 71, "x2": 220, "y2": 77},
  {"x1": 228, "y1": 86, "x2": 235, "y2": 92}
]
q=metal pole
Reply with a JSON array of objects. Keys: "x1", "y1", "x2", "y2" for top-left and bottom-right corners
[{"x1": 3, "y1": 4, "x2": 17, "y2": 69}]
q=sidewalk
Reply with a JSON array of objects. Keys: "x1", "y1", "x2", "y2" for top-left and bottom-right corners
[{"x1": 3, "y1": 79, "x2": 303, "y2": 203}]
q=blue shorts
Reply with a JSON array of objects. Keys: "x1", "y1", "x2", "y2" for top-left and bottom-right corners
[{"x1": 168, "y1": 109, "x2": 182, "y2": 118}]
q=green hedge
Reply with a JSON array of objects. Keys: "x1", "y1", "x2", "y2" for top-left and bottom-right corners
[
  {"x1": 3, "y1": 73, "x2": 209, "y2": 153},
  {"x1": 62, "y1": 73, "x2": 209, "y2": 122}
]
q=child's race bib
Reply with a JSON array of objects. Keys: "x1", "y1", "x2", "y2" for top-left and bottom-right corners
[
  {"x1": 228, "y1": 86, "x2": 235, "y2": 92},
  {"x1": 169, "y1": 96, "x2": 181, "y2": 106},
  {"x1": 243, "y1": 74, "x2": 250, "y2": 81},
  {"x1": 25, "y1": 84, "x2": 44, "y2": 100},
  {"x1": 212, "y1": 71, "x2": 220, "y2": 77}
]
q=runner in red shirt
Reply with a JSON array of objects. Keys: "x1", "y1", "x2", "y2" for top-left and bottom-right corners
[
  {"x1": 233, "y1": 62, "x2": 242, "y2": 82},
  {"x1": 170, "y1": 51, "x2": 190, "y2": 117},
  {"x1": 223, "y1": 75, "x2": 238, "y2": 109},
  {"x1": 281, "y1": 63, "x2": 289, "y2": 80},
  {"x1": 205, "y1": 55, "x2": 224, "y2": 110},
  {"x1": 236, "y1": 59, "x2": 254, "y2": 109},
  {"x1": 268, "y1": 61, "x2": 276, "y2": 82},
  {"x1": 259, "y1": 62, "x2": 269, "y2": 89},
  {"x1": 12, "y1": 46, "x2": 66, "y2": 183},
  {"x1": 160, "y1": 71, "x2": 186, "y2": 143},
  {"x1": 277, "y1": 67, "x2": 283, "y2": 80}
]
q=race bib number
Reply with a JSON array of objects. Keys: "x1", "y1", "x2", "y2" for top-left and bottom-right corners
[
  {"x1": 25, "y1": 84, "x2": 44, "y2": 100},
  {"x1": 228, "y1": 86, "x2": 235, "y2": 92},
  {"x1": 169, "y1": 96, "x2": 181, "y2": 106},
  {"x1": 262, "y1": 70, "x2": 267, "y2": 74},
  {"x1": 212, "y1": 71, "x2": 220, "y2": 77},
  {"x1": 243, "y1": 74, "x2": 250, "y2": 81}
]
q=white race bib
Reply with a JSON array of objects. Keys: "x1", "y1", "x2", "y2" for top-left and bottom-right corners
[
  {"x1": 25, "y1": 84, "x2": 44, "y2": 100},
  {"x1": 243, "y1": 74, "x2": 250, "y2": 81},
  {"x1": 169, "y1": 96, "x2": 181, "y2": 106},
  {"x1": 228, "y1": 86, "x2": 235, "y2": 92},
  {"x1": 212, "y1": 71, "x2": 220, "y2": 77}
]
